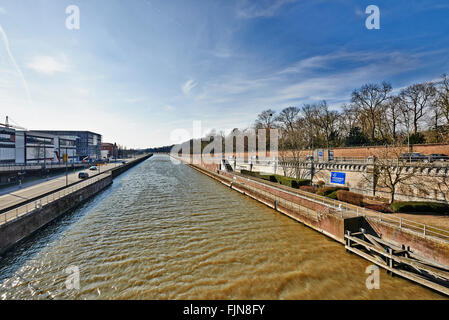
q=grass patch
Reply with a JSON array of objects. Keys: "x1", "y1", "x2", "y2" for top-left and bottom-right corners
[{"x1": 240, "y1": 170, "x2": 311, "y2": 189}]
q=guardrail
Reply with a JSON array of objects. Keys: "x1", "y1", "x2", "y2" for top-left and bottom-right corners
[
  {"x1": 230, "y1": 171, "x2": 449, "y2": 242},
  {"x1": 172, "y1": 155, "x2": 449, "y2": 242},
  {"x1": 0, "y1": 172, "x2": 111, "y2": 226}
]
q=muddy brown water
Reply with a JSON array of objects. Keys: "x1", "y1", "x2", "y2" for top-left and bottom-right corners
[{"x1": 0, "y1": 154, "x2": 443, "y2": 299}]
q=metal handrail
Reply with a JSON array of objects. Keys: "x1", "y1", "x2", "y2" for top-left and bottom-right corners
[
  {"x1": 0, "y1": 172, "x2": 111, "y2": 226},
  {"x1": 228, "y1": 171, "x2": 449, "y2": 241}
]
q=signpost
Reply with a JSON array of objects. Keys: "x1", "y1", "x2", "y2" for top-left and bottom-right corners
[{"x1": 331, "y1": 172, "x2": 346, "y2": 185}]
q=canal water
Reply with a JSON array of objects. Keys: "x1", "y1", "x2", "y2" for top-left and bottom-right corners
[{"x1": 0, "y1": 154, "x2": 443, "y2": 299}]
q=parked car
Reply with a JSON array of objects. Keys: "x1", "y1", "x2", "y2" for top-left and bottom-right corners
[
  {"x1": 89, "y1": 166, "x2": 98, "y2": 171},
  {"x1": 428, "y1": 154, "x2": 449, "y2": 162},
  {"x1": 399, "y1": 152, "x2": 428, "y2": 162},
  {"x1": 78, "y1": 172, "x2": 89, "y2": 179}
]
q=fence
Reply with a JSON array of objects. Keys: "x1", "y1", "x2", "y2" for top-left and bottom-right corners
[
  {"x1": 229, "y1": 171, "x2": 449, "y2": 242},
  {"x1": 0, "y1": 172, "x2": 111, "y2": 226}
]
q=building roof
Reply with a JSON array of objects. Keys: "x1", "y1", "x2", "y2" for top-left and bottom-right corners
[{"x1": 32, "y1": 130, "x2": 102, "y2": 137}]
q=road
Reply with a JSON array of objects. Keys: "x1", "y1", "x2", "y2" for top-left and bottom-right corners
[{"x1": 0, "y1": 162, "x2": 122, "y2": 211}]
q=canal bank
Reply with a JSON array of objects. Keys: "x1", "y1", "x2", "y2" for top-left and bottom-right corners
[
  {"x1": 0, "y1": 154, "x2": 442, "y2": 299},
  {"x1": 174, "y1": 156, "x2": 449, "y2": 296},
  {"x1": 0, "y1": 154, "x2": 153, "y2": 256}
]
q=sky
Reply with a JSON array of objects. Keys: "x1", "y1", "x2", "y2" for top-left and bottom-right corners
[{"x1": 0, "y1": 0, "x2": 449, "y2": 148}]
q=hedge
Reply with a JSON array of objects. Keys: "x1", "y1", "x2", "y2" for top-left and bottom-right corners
[
  {"x1": 391, "y1": 201, "x2": 449, "y2": 214},
  {"x1": 326, "y1": 190, "x2": 338, "y2": 200},
  {"x1": 364, "y1": 204, "x2": 394, "y2": 213},
  {"x1": 299, "y1": 186, "x2": 317, "y2": 193},
  {"x1": 275, "y1": 175, "x2": 311, "y2": 188},
  {"x1": 240, "y1": 170, "x2": 312, "y2": 189},
  {"x1": 240, "y1": 170, "x2": 260, "y2": 178},
  {"x1": 316, "y1": 186, "x2": 349, "y2": 197},
  {"x1": 336, "y1": 190, "x2": 364, "y2": 207}
]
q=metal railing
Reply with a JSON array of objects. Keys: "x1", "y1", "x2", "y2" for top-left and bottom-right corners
[
  {"x1": 228, "y1": 171, "x2": 449, "y2": 242},
  {"x1": 0, "y1": 172, "x2": 111, "y2": 226}
]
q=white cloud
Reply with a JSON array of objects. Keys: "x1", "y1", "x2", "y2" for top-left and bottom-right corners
[
  {"x1": 0, "y1": 7, "x2": 6, "y2": 15},
  {"x1": 182, "y1": 79, "x2": 198, "y2": 95},
  {"x1": 27, "y1": 56, "x2": 69, "y2": 75}
]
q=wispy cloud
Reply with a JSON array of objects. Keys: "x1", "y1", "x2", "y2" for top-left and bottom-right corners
[
  {"x1": 236, "y1": 0, "x2": 296, "y2": 18},
  {"x1": 27, "y1": 56, "x2": 69, "y2": 75},
  {"x1": 0, "y1": 24, "x2": 32, "y2": 105},
  {"x1": 0, "y1": 7, "x2": 6, "y2": 15},
  {"x1": 182, "y1": 79, "x2": 198, "y2": 95}
]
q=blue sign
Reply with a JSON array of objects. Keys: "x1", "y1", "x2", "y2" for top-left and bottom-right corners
[
  {"x1": 318, "y1": 151, "x2": 323, "y2": 157},
  {"x1": 331, "y1": 172, "x2": 346, "y2": 185}
]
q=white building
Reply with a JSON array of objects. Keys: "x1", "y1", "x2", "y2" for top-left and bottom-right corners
[{"x1": 0, "y1": 128, "x2": 78, "y2": 164}]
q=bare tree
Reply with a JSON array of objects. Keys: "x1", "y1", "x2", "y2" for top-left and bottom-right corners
[
  {"x1": 312, "y1": 101, "x2": 340, "y2": 148},
  {"x1": 254, "y1": 109, "x2": 276, "y2": 129},
  {"x1": 436, "y1": 74, "x2": 449, "y2": 124},
  {"x1": 399, "y1": 82, "x2": 436, "y2": 135},
  {"x1": 351, "y1": 82, "x2": 392, "y2": 142},
  {"x1": 275, "y1": 106, "x2": 300, "y2": 132},
  {"x1": 384, "y1": 95, "x2": 402, "y2": 143},
  {"x1": 369, "y1": 145, "x2": 425, "y2": 204}
]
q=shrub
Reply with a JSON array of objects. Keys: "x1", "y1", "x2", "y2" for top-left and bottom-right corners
[
  {"x1": 317, "y1": 186, "x2": 349, "y2": 197},
  {"x1": 240, "y1": 170, "x2": 260, "y2": 178},
  {"x1": 272, "y1": 175, "x2": 311, "y2": 189},
  {"x1": 326, "y1": 190, "x2": 338, "y2": 200},
  {"x1": 299, "y1": 186, "x2": 317, "y2": 193},
  {"x1": 240, "y1": 171, "x2": 312, "y2": 189},
  {"x1": 391, "y1": 201, "x2": 449, "y2": 214},
  {"x1": 336, "y1": 190, "x2": 364, "y2": 207},
  {"x1": 364, "y1": 204, "x2": 394, "y2": 213},
  {"x1": 260, "y1": 175, "x2": 277, "y2": 182}
]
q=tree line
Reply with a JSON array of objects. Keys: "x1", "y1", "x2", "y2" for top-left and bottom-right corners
[{"x1": 254, "y1": 74, "x2": 449, "y2": 151}]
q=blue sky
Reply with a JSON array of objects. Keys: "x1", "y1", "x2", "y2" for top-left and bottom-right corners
[{"x1": 1, "y1": 0, "x2": 449, "y2": 148}]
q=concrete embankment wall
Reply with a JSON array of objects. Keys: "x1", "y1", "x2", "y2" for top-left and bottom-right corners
[
  {"x1": 187, "y1": 160, "x2": 449, "y2": 269},
  {"x1": 189, "y1": 163, "x2": 348, "y2": 244},
  {"x1": 111, "y1": 154, "x2": 153, "y2": 178},
  {"x1": 0, "y1": 175, "x2": 112, "y2": 255}
]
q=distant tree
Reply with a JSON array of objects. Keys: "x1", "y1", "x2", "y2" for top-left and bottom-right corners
[
  {"x1": 351, "y1": 82, "x2": 392, "y2": 143},
  {"x1": 312, "y1": 101, "x2": 340, "y2": 148},
  {"x1": 345, "y1": 127, "x2": 368, "y2": 146},
  {"x1": 254, "y1": 109, "x2": 276, "y2": 129},
  {"x1": 399, "y1": 82, "x2": 436, "y2": 135},
  {"x1": 275, "y1": 106, "x2": 300, "y2": 132}
]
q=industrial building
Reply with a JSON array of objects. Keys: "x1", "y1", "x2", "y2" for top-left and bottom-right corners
[
  {"x1": 101, "y1": 142, "x2": 118, "y2": 159},
  {"x1": 0, "y1": 129, "x2": 77, "y2": 164},
  {"x1": 33, "y1": 130, "x2": 102, "y2": 161},
  {"x1": 0, "y1": 127, "x2": 15, "y2": 164}
]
